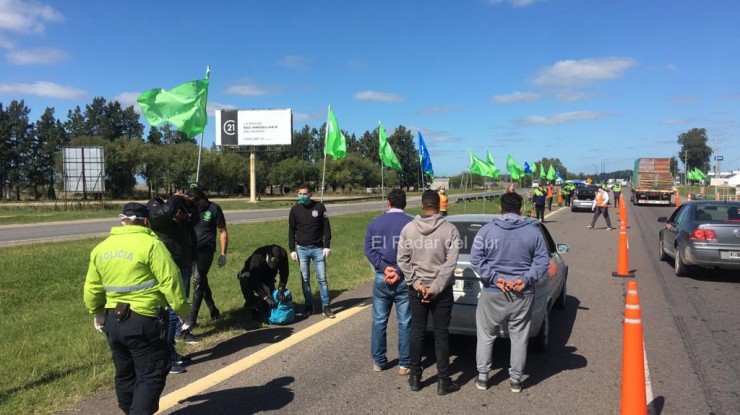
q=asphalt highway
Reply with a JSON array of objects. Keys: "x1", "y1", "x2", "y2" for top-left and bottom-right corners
[{"x1": 50, "y1": 190, "x2": 739, "y2": 414}]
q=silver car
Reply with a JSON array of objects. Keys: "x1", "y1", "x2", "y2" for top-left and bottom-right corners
[
  {"x1": 445, "y1": 214, "x2": 570, "y2": 353},
  {"x1": 658, "y1": 201, "x2": 740, "y2": 276},
  {"x1": 571, "y1": 185, "x2": 599, "y2": 212}
]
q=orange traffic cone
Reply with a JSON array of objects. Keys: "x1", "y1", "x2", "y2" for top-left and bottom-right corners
[
  {"x1": 674, "y1": 191, "x2": 680, "y2": 207},
  {"x1": 619, "y1": 197, "x2": 628, "y2": 228},
  {"x1": 612, "y1": 225, "x2": 636, "y2": 278},
  {"x1": 558, "y1": 188, "x2": 563, "y2": 206},
  {"x1": 620, "y1": 282, "x2": 647, "y2": 415}
]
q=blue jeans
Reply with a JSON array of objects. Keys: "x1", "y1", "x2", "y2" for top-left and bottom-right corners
[
  {"x1": 297, "y1": 245, "x2": 330, "y2": 307},
  {"x1": 371, "y1": 273, "x2": 411, "y2": 368},
  {"x1": 168, "y1": 266, "x2": 193, "y2": 359}
]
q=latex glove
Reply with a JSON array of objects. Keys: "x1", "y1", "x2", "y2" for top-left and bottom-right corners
[
  {"x1": 180, "y1": 316, "x2": 192, "y2": 332},
  {"x1": 591, "y1": 206, "x2": 595, "y2": 211},
  {"x1": 322, "y1": 248, "x2": 331, "y2": 258},
  {"x1": 265, "y1": 296, "x2": 277, "y2": 308},
  {"x1": 290, "y1": 251, "x2": 298, "y2": 261},
  {"x1": 218, "y1": 254, "x2": 227, "y2": 268},
  {"x1": 93, "y1": 315, "x2": 105, "y2": 332},
  {"x1": 277, "y1": 287, "x2": 286, "y2": 302}
]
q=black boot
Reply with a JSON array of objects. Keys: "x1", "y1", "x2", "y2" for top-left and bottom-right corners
[
  {"x1": 436, "y1": 377, "x2": 460, "y2": 395},
  {"x1": 408, "y1": 373, "x2": 421, "y2": 392}
]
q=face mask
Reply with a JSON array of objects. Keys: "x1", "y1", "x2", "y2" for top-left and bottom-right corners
[{"x1": 297, "y1": 195, "x2": 310, "y2": 204}]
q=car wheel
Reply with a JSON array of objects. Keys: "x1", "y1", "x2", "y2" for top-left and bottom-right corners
[
  {"x1": 674, "y1": 246, "x2": 688, "y2": 277},
  {"x1": 532, "y1": 310, "x2": 549, "y2": 354},
  {"x1": 554, "y1": 277, "x2": 567, "y2": 310},
  {"x1": 658, "y1": 238, "x2": 669, "y2": 262}
]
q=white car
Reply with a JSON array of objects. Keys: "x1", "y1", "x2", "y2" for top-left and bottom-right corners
[{"x1": 444, "y1": 214, "x2": 570, "y2": 353}]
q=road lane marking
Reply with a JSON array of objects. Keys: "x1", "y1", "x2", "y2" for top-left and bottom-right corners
[{"x1": 156, "y1": 302, "x2": 371, "y2": 413}]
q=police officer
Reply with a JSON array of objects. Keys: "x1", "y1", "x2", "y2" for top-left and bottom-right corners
[
  {"x1": 84, "y1": 203, "x2": 191, "y2": 415},
  {"x1": 237, "y1": 245, "x2": 289, "y2": 327},
  {"x1": 612, "y1": 183, "x2": 622, "y2": 208},
  {"x1": 532, "y1": 184, "x2": 546, "y2": 222}
]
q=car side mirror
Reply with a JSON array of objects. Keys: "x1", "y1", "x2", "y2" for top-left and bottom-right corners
[
  {"x1": 657, "y1": 217, "x2": 667, "y2": 223},
  {"x1": 556, "y1": 243, "x2": 570, "y2": 254}
]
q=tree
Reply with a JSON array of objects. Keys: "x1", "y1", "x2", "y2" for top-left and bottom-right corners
[
  {"x1": 677, "y1": 128, "x2": 712, "y2": 173},
  {"x1": 32, "y1": 107, "x2": 68, "y2": 199},
  {"x1": 669, "y1": 156, "x2": 678, "y2": 177},
  {"x1": 3, "y1": 100, "x2": 33, "y2": 200},
  {"x1": 389, "y1": 125, "x2": 420, "y2": 191}
]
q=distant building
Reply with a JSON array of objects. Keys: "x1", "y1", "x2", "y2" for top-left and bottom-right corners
[{"x1": 430, "y1": 177, "x2": 450, "y2": 190}]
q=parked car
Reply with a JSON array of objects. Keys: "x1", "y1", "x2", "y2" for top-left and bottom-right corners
[
  {"x1": 444, "y1": 214, "x2": 570, "y2": 353},
  {"x1": 658, "y1": 201, "x2": 740, "y2": 276},
  {"x1": 571, "y1": 185, "x2": 600, "y2": 212}
]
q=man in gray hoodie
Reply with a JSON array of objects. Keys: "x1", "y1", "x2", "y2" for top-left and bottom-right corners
[
  {"x1": 470, "y1": 191, "x2": 549, "y2": 393},
  {"x1": 397, "y1": 190, "x2": 461, "y2": 395}
]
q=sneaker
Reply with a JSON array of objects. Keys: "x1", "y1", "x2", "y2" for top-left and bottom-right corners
[
  {"x1": 211, "y1": 310, "x2": 222, "y2": 321},
  {"x1": 510, "y1": 378, "x2": 522, "y2": 393},
  {"x1": 373, "y1": 363, "x2": 384, "y2": 372},
  {"x1": 474, "y1": 373, "x2": 488, "y2": 390},
  {"x1": 174, "y1": 354, "x2": 191, "y2": 365},
  {"x1": 169, "y1": 363, "x2": 186, "y2": 374},
  {"x1": 304, "y1": 305, "x2": 314, "y2": 317},
  {"x1": 183, "y1": 332, "x2": 201, "y2": 344},
  {"x1": 322, "y1": 305, "x2": 336, "y2": 319},
  {"x1": 398, "y1": 366, "x2": 410, "y2": 376},
  {"x1": 606, "y1": 227, "x2": 614, "y2": 231},
  {"x1": 587, "y1": 225, "x2": 593, "y2": 229}
]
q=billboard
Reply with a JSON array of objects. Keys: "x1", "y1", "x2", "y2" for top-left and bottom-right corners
[
  {"x1": 63, "y1": 146, "x2": 105, "y2": 193},
  {"x1": 215, "y1": 108, "x2": 292, "y2": 146}
]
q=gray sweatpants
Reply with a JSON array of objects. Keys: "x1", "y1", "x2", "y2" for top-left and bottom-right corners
[{"x1": 476, "y1": 289, "x2": 533, "y2": 381}]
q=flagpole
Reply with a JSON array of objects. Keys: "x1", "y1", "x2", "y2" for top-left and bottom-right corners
[
  {"x1": 381, "y1": 165, "x2": 385, "y2": 212},
  {"x1": 463, "y1": 172, "x2": 468, "y2": 214},
  {"x1": 195, "y1": 65, "x2": 210, "y2": 185},
  {"x1": 320, "y1": 105, "x2": 330, "y2": 202},
  {"x1": 418, "y1": 130, "x2": 424, "y2": 192}
]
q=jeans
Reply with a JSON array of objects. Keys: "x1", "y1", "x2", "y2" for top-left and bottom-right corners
[
  {"x1": 297, "y1": 245, "x2": 330, "y2": 307},
  {"x1": 371, "y1": 273, "x2": 411, "y2": 368},
  {"x1": 408, "y1": 285, "x2": 454, "y2": 379},
  {"x1": 168, "y1": 266, "x2": 193, "y2": 359}
]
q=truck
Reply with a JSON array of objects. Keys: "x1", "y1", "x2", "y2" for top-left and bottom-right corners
[{"x1": 631, "y1": 158, "x2": 674, "y2": 205}]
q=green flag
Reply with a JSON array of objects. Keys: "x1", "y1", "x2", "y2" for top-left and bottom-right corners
[
  {"x1": 695, "y1": 168, "x2": 707, "y2": 180},
  {"x1": 325, "y1": 107, "x2": 347, "y2": 159},
  {"x1": 547, "y1": 164, "x2": 556, "y2": 180},
  {"x1": 378, "y1": 122, "x2": 402, "y2": 171},
  {"x1": 506, "y1": 154, "x2": 525, "y2": 180},
  {"x1": 539, "y1": 163, "x2": 546, "y2": 178},
  {"x1": 138, "y1": 76, "x2": 209, "y2": 138},
  {"x1": 486, "y1": 150, "x2": 501, "y2": 178},
  {"x1": 469, "y1": 151, "x2": 497, "y2": 178},
  {"x1": 686, "y1": 169, "x2": 698, "y2": 181}
]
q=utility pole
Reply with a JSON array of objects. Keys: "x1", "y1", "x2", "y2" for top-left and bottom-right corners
[
  {"x1": 684, "y1": 150, "x2": 688, "y2": 186},
  {"x1": 715, "y1": 133, "x2": 721, "y2": 177}
]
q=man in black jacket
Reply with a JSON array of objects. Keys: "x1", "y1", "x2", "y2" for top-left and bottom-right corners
[
  {"x1": 288, "y1": 184, "x2": 334, "y2": 318},
  {"x1": 237, "y1": 245, "x2": 289, "y2": 327},
  {"x1": 148, "y1": 193, "x2": 199, "y2": 372}
]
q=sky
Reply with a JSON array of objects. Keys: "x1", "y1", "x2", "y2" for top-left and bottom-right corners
[{"x1": 1, "y1": 0, "x2": 739, "y2": 177}]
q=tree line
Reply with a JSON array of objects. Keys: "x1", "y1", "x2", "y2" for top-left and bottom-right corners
[{"x1": 0, "y1": 98, "x2": 425, "y2": 200}]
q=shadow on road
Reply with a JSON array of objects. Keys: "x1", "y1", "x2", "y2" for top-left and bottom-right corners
[
  {"x1": 169, "y1": 376, "x2": 295, "y2": 414},
  {"x1": 436, "y1": 295, "x2": 586, "y2": 388}
]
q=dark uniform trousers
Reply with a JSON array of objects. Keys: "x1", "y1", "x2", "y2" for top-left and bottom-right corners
[
  {"x1": 104, "y1": 313, "x2": 170, "y2": 415},
  {"x1": 192, "y1": 245, "x2": 219, "y2": 324}
]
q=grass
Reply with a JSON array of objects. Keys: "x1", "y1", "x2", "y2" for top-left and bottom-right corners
[
  {"x1": 0, "y1": 211, "x2": 379, "y2": 415},
  {"x1": 0, "y1": 199, "x2": 510, "y2": 415}
]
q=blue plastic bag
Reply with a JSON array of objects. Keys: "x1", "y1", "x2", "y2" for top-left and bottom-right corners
[{"x1": 268, "y1": 288, "x2": 295, "y2": 325}]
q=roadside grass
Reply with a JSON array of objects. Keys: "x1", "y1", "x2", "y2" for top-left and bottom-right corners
[
  {"x1": 0, "y1": 210, "x2": 383, "y2": 415},
  {"x1": 0, "y1": 201, "x2": 510, "y2": 414}
]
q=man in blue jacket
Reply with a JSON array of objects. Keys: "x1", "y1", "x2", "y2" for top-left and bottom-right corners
[
  {"x1": 470, "y1": 192, "x2": 549, "y2": 393},
  {"x1": 364, "y1": 189, "x2": 413, "y2": 376}
]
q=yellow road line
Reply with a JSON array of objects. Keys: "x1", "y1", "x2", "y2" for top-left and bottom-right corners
[{"x1": 156, "y1": 302, "x2": 370, "y2": 413}]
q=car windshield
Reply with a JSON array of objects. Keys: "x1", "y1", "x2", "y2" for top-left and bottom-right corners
[
  {"x1": 450, "y1": 221, "x2": 488, "y2": 254},
  {"x1": 694, "y1": 205, "x2": 740, "y2": 222}
]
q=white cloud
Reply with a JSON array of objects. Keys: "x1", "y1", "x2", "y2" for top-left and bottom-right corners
[
  {"x1": 488, "y1": 0, "x2": 546, "y2": 7},
  {"x1": 113, "y1": 92, "x2": 140, "y2": 109},
  {"x1": 492, "y1": 91, "x2": 541, "y2": 103},
  {"x1": 277, "y1": 55, "x2": 311, "y2": 69},
  {"x1": 293, "y1": 112, "x2": 312, "y2": 122},
  {"x1": 519, "y1": 110, "x2": 609, "y2": 125},
  {"x1": 353, "y1": 90, "x2": 404, "y2": 102},
  {"x1": 6, "y1": 47, "x2": 69, "y2": 64},
  {"x1": 554, "y1": 90, "x2": 598, "y2": 103},
  {"x1": 0, "y1": 81, "x2": 85, "y2": 99},
  {"x1": 534, "y1": 57, "x2": 636, "y2": 86},
  {"x1": 206, "y1": 101, "x2": 238, "y2": 117},
  {"x1": 225, "y1": 83, "x2": 269, "y2": 96},
  {"x1": 660, "y1": 119, "x2": 689, "y2": 125},
  {"x1": 0, "y1": 0, "x2": 64, "y2": 34}
]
